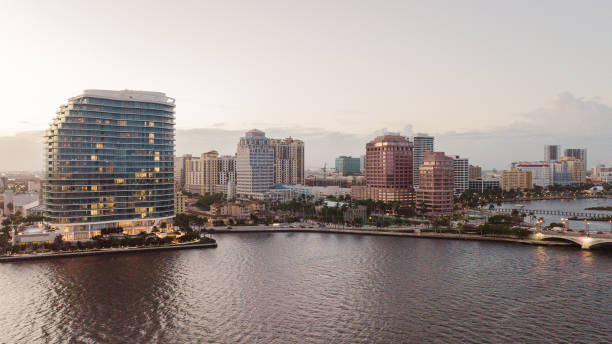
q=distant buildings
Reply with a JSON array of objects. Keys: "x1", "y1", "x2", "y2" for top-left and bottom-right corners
[
  {"x1": 43, "y1": 90, "x2": 176, "y2": 240},
  {"x1": 416, "y1": 152, "x2": 454, "y2": 215},
  {"x1": 592, "y1": 164, "x2": 612, "y2": 178},
  {"x1": 174, "y1": 154, "x2": 191, "y2": 190},
  {"x1": 544, "y1": 145, "x2": 560, "y2": 162},
  {"x1": 352, "y1": 133, "x2": 414, "y2": 202},
  {"x1": 564, "y1": 148, "x2": 587, "y2": 169},
  {"x1": 2, "y1": 191, "x2": 39, "y2": 216},
  {"x1": 513, "y1": 162, "x2": 553, "y2": 188},
  {"x1": 501, "y1": 169, "x2": 533, "y2": 191},
  {"x1": 510, "y1": 156, "x2": 587, "y2": 187},
  {"x1": 360, "y1": 154, "x2": 366, "y2": 173},
  {"x1": 469, "y1": 165, "x2": 482, "y2": 180},
  {"x1": 271, "y1": 137, "x2": 305, "y2": 185},
  {"x1": 412, "y1": 134, "x2": 434, "y2": 189},
  {"x1": 560, "y1": 156, "x2": 586, "y2": 184},
  {"x1": 335, "y1": 156, "x2": 361, "y2": 176},
  {"x1": 450, "y1": 155, "x2": 469, "y2": 195}
]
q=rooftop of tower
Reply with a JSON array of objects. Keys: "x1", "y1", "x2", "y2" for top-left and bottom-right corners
[{"x1": 72, "y1": 89, "x2": 175, "y2": 104}]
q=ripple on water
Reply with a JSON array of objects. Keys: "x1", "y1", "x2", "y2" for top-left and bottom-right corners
[{"x1": 0, "y1": 233, "x2": 611, "y2": 343}]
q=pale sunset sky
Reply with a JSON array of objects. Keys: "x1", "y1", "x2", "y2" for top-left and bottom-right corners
[{"x1": 0, "y1": 0, "x2": 610, "y2": 171}]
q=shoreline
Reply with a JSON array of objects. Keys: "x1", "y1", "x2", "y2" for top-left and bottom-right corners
[
  {"x1": 0, "y1": 241, "x2": 217, "y2": 263},
  {"x1": 211, "y1": 227, "x2": 575, "y2": 248}
]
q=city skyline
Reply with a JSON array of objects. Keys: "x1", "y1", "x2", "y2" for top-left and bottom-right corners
[{"x1": 1, "y1": 1, "x2": 611, "y2": 171}]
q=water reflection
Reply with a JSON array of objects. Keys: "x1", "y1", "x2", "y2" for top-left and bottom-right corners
[{"x1": 0, "y1": 233, "x2": 611, "y2": 343}]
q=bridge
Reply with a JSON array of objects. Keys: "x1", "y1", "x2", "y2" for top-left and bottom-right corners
[
  {"x1": 534, "y1": 230, "x2": 612, "y2": 249},
  {"x1": 497, "y1": 208, "x2": 610, "y2": 219}
]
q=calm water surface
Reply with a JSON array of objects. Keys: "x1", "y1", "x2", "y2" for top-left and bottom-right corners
[
  {"x1": 499, "y1": 198, "x2": 612, "y2": 231},
  {"x1": 1, "y1": 233, "x2": 611, "y2": 343}
]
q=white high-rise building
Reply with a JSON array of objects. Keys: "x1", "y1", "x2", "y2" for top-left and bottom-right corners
[
  {"x1": 451, "y1": 155, "x2": 469, "y2": 195},
  {"x1": 185, "y1": 157, "x2": 203, "y2": 194},
  {"x1": 412, "y1": 134, "x2": 434, "y2": 189},
  {"x1": 218, "y1": 155, "x2": 236, "y2": 186},
  {"x1": 236, "y1": 129, "x2": 275, "y2": 198}
]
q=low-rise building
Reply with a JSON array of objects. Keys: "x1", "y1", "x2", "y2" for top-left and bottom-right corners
[
  {"x1": 501, "y1": 169, "x2": 533, "y2": 191},
  {"x1": 12, "y1": 223, "x2": 60, "y2": 245},
  {"x1": 468, "y1": 178, "x2": 501, "y2": 193}
]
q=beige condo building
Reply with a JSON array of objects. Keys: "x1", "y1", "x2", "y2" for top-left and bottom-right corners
[
  {"x1": 185, "y1": 151, "x2": 236, "y2": 196},
  {"x1": 501, "y1": 169, "x2": 533, "y2": 191},
  {"x1": 271, "y1": 137, "x2": 305, "y2": 185}
]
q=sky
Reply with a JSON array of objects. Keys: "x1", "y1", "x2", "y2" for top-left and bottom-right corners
[{"x1": 0, "y1": 0, "x2": 610, "y2": 171}]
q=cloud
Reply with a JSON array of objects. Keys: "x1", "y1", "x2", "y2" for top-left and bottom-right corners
[
  {"x1": 436, "y1": 93, "x2": 611, "y2": 169},
  {"x1": 0, "y1": 93, "x2": 610, "y2": 172}
]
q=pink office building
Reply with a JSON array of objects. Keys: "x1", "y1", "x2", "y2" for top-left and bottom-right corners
[
  {"x1": 351, "y1": 133, "x2": 414, "y2": 202},
  {"x1": 416, "y1": 152, "x2": 454, "y2": 215}
]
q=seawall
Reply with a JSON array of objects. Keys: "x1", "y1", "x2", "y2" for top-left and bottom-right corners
[{"x1": 0, "y1": 242, "x2": 217, "y2": 263}]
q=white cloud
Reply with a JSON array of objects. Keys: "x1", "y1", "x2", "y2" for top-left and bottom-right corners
[{"x1": 1, "y1": 93, "x2": 610, "y2": 172}]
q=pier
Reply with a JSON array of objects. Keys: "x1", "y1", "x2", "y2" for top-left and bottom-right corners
[{"x1": 496, "y1": 208, "x2": 610, "y2": 219}]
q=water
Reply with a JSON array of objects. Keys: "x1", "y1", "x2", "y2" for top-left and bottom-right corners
[
  {"x1": 1, "y1": 233, "x2": 611, "y2": 343},
  {"x1": 497, "y1": 198, "x2": 612, "y2": 231}
]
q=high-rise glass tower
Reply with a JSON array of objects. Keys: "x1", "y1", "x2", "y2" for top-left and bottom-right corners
[{"x1": 44, "y1": 90, "x2": 175, "y2": 240}]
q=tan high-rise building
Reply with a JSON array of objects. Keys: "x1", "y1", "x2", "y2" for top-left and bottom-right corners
[
  {"x1": 469, "y1": 164, "x2": 482, "y2": 180},
  {"x1": 201, "y1": 151, "x2": 220, "y2": 194},
  {"x1": 271, "y1": 137, "x2": 305, "y2": 185},
  {"x1": 501, "y1": 169, "x2": 533, "y2": 191},
  {"x1": 185, "y1": 151, "x2": 236, "y2": 196},
  {"x1": 560, "y1": 156, "x2": 586, "y2": 184}
]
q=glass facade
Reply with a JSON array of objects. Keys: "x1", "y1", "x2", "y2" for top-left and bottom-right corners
[{"x1": 44, "y1": 90, "x2": 175, "y2": 240}]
